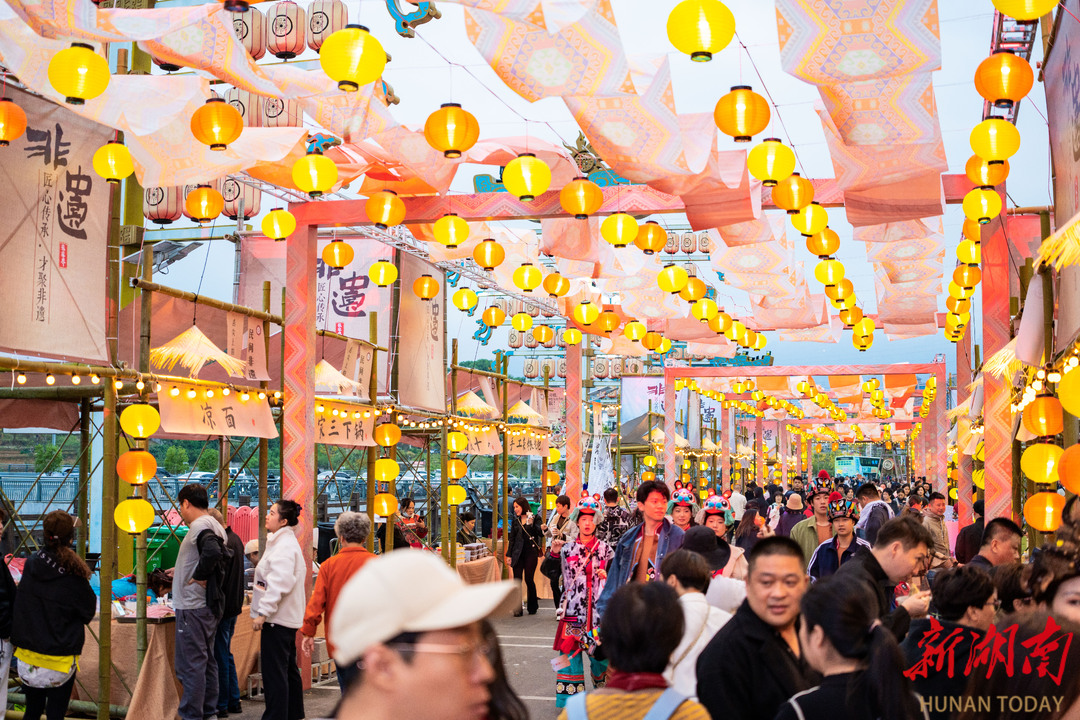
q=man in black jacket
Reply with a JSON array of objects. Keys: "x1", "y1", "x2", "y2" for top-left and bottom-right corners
[
  {"x1": 209, "y1": 509, "x2": 246, "y2": 718},
  {"x1": 0, "y1": 555, "x2": 15, "y2": 715},
  {"x1": 835, "y1": 515, "x2": 933, "y2": 642},
  {"x1": 953, "y1": 499, "x2": 984, "y2": 565},
  {"x1": 696, "y1": 537, "x2": 821, "y2": 720}
]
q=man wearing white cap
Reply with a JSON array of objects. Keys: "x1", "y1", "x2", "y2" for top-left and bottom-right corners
[{"x1": 328, "y1": 549, "x2": 518, "y2": 720}]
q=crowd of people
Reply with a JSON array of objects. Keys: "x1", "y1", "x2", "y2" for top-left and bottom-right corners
[{"x1": 2, "y1": 473, "x2": 1080, "y2": 720}]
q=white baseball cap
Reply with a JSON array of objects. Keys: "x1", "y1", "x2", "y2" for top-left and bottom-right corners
[{"x1": 330, "y1": 549, "x2": 518, "y2": 666}]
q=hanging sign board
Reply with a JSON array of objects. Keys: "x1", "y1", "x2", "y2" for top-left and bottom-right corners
[
  {"x1": 158, "y1": 382, "x2": 277, "y2": 439},
  {"x1": 464, "y1": 427, "x2": 502, "y2": 456},
  {"x1": 225, "y1": 311, "x2": 270, "y2": 381},
  {"x1": 396, "y1": 255, "x2": 446, "y2": 413},
  {"x1": 507, "y1": 432, "x2": 549, "y2": 458},
  {"x1": 314, "y1": 400, "x2": 375, "y2": 447}
]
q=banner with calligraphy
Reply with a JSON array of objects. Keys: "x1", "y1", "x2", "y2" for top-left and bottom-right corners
[
  {"x1": 396, "y1": 254, "x2": 446, "y2": 413},
  {"x1": 225, "y1": 311, "x2": 270, "y2": 381},
  {"x1": 464, "y1": 427, "x2": 502, "y2": 456},
  {"x1": 158, "y1": 382, "x2": 277, "y2": 439},
  {"x1": 618, "y1": 376, "x2": 688, "y2": 429},
  {"x1": 506, "y1": 432, "x2": 549, "y2": 458},
  {"x1": 0, "y1": 87, "x2": 110, "y2": 362},
  {"x1": 314, "y1": 400, "x2": 375, "y2": 447}
]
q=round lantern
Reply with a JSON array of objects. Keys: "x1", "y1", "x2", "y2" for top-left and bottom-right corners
[
  {"x1": 1021, "y1": 442, "x2": 1063, "y2": 484},
  {"x1": 424, "y1": 103, "x2": 480, "y2": 158},
  {"x1": 222, "y1": 178, "x2": 261, "y2": 221},
  {"x1": 666, "y1": 0, "x2": 734, "y2": 61},
  {"x1": 369, "y1": 259, "x2": 397, "y2": 287},
  {"x1": 771, "y1": 172, "x2": 814, "y2": 214},
  {"x1": 412, "y1": 274, "x2": 439, "y2": 301},
  {"x1": 322, "y1": 240, "x2": 354, "y2": 269},
  {"x1": 447, "y1": 485, "x2": 467, "y2": 505},
  {"x1": 946, "y1": 296, "x2": 971, "y2": 314},
  {"x1": 372, "y1": 492, "x2": 398, "y2": 516},
  {"x1": 992, "y1": 0, "x2": 1058, "y2": 22},
  {"x1": 641, "y1": 470, "x2": 656, "y2": 483},
  {"x1": 261, "y1": 208, "x2": 296, "y2": 241},
  {"x1": 724, "y1": 320, "x2": 745, "y2": 342},
  {"x1": 657, "y1": 264, "x2": 689, "y2": 294},
  {"x1": 753, "y1": 333, "x2": 767, "y2": 350},
  {"x1": 92, "y1": 141, "x2": 134, "y2": 184},
  {"x1": 549, "y1": 447, "x2": 562, "y2": 464},
  {"x1": 534, "y1": 325, "x2": 554, "y2": 343},
  {"x1": 806, "y1": 228, "x2": 840, "y2": 257},
  {"x1": 503, "y1": 154, "x2": 551, "y2": 201},
  {"x1": 320, "y1": 24, "x2": 385, "y2": 90},
  {"x1": 1024, "y1": 491, "x2": 1065, "y2": 533},
  {"x1": 624, "y1": 320, "x2": 647, "y2": 342},
  {"x1": 293, "y1": 151, "x2": 338, "y2": 198},
  {"x1": 596, "y1": 311, "x2": 620, "y2": 334},
  {"x1": 223, "y1": 88, "x2": 263, "y2": 128},
  {"x1": 963, "y1": 187, "x2": 1002, "y2": 225},
  {"x1": 266, "y1": 1, "x2": 307, "y2": 59},
  {"x1": 680, "y1": 277, "x2": 707, "y2": 303},
  {"x1": 853, "y1": 317, "x2": 875, "y2": 338},
  {"x1": 0, "y1": 99, "x2": 28, "y2": 146},
  {"x1": 1060, "y1": 444, "x2": 1080, "y2": 494},
  {"x1": 511, "y1": 312, "x2": 533, "y2": 332},
  {"x1": 1060, "y1": 368, "x2": 1080, "y2": 417},
  {"x1": 814, "y1": 258, "x2": 845, "y2": 287},
  {"x1": 657, "y1": 338, "x2": 672, "y2": 354},
  {"x1": 48, "y1": 43, "x2": 110, "y2": 105},
  {"x1": 839, "y1": 306, "x2": 863, "y2": 327},
  {"x1": 953, "y1": 264, "x2": 982, "y2": 289},
  {"x1": 601, "y1": 212, "x2": 638, "y2": 248},
  {"x1": 263, "y1": 97, "x2": 302, "y2": 128},
  {"x1": 374, "y1": 422, "x2": 401, "y2": 447},
  {"x1": 642, "y1": 454, "x2": 658, "y2": 468},
  {"x1": 635, "y1": 221, "x2": 668, "y2": 254},
  {"x1": 120, "y1": 404, "x2": 160, "y2": 439},
  {"x1": 825, "y1": 278, "x2": 854, "y2": 302},
  {"x1": 963, "y1": 218, "x2": 982, "y2": 243},
  {"x1": 308, "y1": 0, "x2": 348, "y2": 52},
  {"x1": 1023, "y1": 395, "x2": 1064, "y2": 437},
  {"x1": 948, "y1": 281, "x2": 976, "y2": 300},
  {"x1": 114, "y1": 498, "x2": 155, "y2": 535},
  {"x1": 190, "y1": 97, "x2": 243, "y2": 151},
  {"x1": 714, "y1": 86, "x2": 770, "y2": 142},
  {"x1": 572, "y1": 300, "x2": 600, "y2": 326},
  {"x1": 542, "y1": 272, "x2": 570, "y2": 298},
  {"x1": 560, "y1": 177, "x2": 604, "y2": 219},
  {"x1": 747, "y1": 137, "x2": 795, "y2": 187},
  {"x1": 692, "y1": 298, "x2": 719, "y2": 322},
  {"x1": 965, "y1": 155, "x2": 1009, "y2": 187},
  {"x1": 970, "y1": 118, "x2": 1021, "y2": 165},
  {"x1": 482, "y1": 306, "x2": 505, "y2": 327},
  {"x1": 452, "y1": 287, "x2": 478, "y2": 310},
  {"x1": 546, "y1": 470, "x2": 561, "y2": 486},
  {"x1": 957, "y1": 239, "x2": 981, "y2": 265},
  {"x1": 230, "y1": 8, "x2": 266, "y2": 60},
  {"x1": 788, "y1": 205, "x2": 826, "y2": 240},
  {"x1": 144, "y1": 186, "x2": 184, "y2": 226},
  {"x1": 708, "y1": 311, "x2": 731, "y2": 335},
  {"x1": 366, "y1": 191, "x2": 406, "y2": 229},
  {"x1": 184, "y1": 185, "x2": 224, "y2": 224},
  {"x1": 563, "y1": 328, "x2": 583, "y2": 345},
  {"x1": 642, "y1": 332, "x2": 663, "y2": 351},
  {"x1": 374, "y1": 457, "x2": 400, "y2": 482},
  {"x1": 117, "y1": 450, "x2": 157, "y2": 486},
  {"x1": 431, "y1": 213, "x2": 468, "y2": 249},
  {"x1": 975, "y1": 51, "x2": 1033, "y2": 109},
  {"x1": 448, "y1": 431, "x2": 469, "y2": 452},
  {"x1": 474, "y1": 239, "x2": 505, "y2": 270},
  {"x1": 512, "y1": 263, "x2": 542, "y2": 292}
]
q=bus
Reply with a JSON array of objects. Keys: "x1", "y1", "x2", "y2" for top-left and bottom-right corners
[{"x1": 834, "y1": 455, "x2": 881, "y2": 479}]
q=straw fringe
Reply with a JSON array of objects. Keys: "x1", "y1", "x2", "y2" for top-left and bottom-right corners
[
  {"x1": 150, "y1": 325, "x2": 245, "y2": 378},
  {"x1": 1036, "y1": 210, "x2": 1080, "y2": 271},
  {"x1": 314, "y1": 359, "x2": 363, "y2": 395},
  {"x1": 984, "y1": 338, "x2": 1021, "y2": 379}
]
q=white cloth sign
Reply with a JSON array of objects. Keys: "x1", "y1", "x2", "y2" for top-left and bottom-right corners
[
  {"x1": 315, "y1": 401, "x2": 375, "y2": 447},
  {"x1": 586, "y1": 433, "x2": 615, "y2": 496},
  {"x1": 396, "y1": 255, "x2": 446, "y2": 413},
  {"x1": 464, "y1": 427, "x2": 502, "y2": 456},
  {"x1": 507, "y1": 432, "x2": 549, "y2": 457},
  {"x1": 225, "y1": 312, "x2": 270, "y2": 381},
  {"x1": 0, "y1": 87, "x2": 110, "y2": 362},
  {"x1": 158, "y1": 383, "x2": 277, "y2": 439}
]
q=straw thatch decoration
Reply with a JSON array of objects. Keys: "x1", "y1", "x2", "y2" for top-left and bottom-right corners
[
  {"x1": 947, "y1": 396, "x2": 972, "y2": 421},
  {"x1": 507, "y1": 399, "x2": 544, "y2": 425},
  {"x1": 1035, "y1": 209, "x2": 1079, "y2": 270},
  {"x1": 456, "y1": 391, "x2": 498, "y2": 418},
  {"x1": 967, "y1": 374, "x2": 983, "y2": 394},
  {"x1": 314, "y1": 360, "x2": 363, "y2": 395},
  {"x1": 150, "y1": 325, "x2": 245, "y2": 378},
  {"x1": 984, "y1": 338, "x2": 1021, "y2": 379}
]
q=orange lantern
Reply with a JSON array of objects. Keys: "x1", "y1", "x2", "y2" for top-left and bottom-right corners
[
  {"x1": 374, "y1": 422, "x2": 401, "y2": 447},
  {"x1": 596, "y1": 311, "x2": 620, "y2": 334},
  {"x1": 424, "y1": 103, "x2": 480, "y2": 159},
  {"x1": 412, "y1": 274, "x2": 439, "y2": 301},
  {"x1": 1060, "y1": 444, "x2": 1080, "y2": 494},
  {"x1": 641, "y1": 470, "x2": 656, "y2": 483},
  {"x1": 1022, "y1": 395, "x2": 1064, "y2": 437},
  {"x1": 953, "y1": 264, "x2": 982, "y2": 289},
  {"x1": 559, "y1": 177, "x2": 604, "y2": 219},
  {"x1": 184, "y1": 185, "x2": 224, "y2": 224},
  {"x1": 534, "y1": 325, "x2": 554, "y2": 343},
  {"x1": 713, "y1": 85, "x2": 770, "y2": 142},
  {"x1": 771, "y1": 172, "x2": 814, "y2": 214},
  {"x1": 974, "y1": 50, "x2": 1034, "y2": 110},
  {"x1": 0, "y1": 98, "x2": 27, "y2": 146},
  {"x1": 679, "y1": 277, "x2": 707, "y2": 303},
  {"x1": 1023, "y1": 491, "x2": 1066, "y2": 533},
  {"x1": 542, "y1": 272, "x2": 570, "y2": 298},
  {"x1": 805, "y1": 228, "x2": 840, "y2": 257},
  {"x1": 116, "y1": 450, "x2": 156, "y2": 486},
  {"x1": 190, "y1": 97, "x2": 243, "y2": 151},
  {"x1": 365, "y1": 190, "x2": 406, "y2": 229},
  {"x1": 482, "y1": 306, "x2": 505, "y2": 327},
  {"x1": 642, "y1": 332, "x2": 663, "y2": 351},
  {"x1": 965, "y1": 155, "x2": 1009, "y2": 187},
  {"x1": 635, "y1": 221, "x2": 668, "y2": 255},
  {"x1": 473, "y1": 238, "x2": 505, "y2": 271}
]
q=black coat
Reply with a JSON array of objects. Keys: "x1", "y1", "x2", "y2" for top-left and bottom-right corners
[
  {"x1": 900, "y1": 617, "x2": 984, "y2": 720},
  {"x1": 507, "y1": 511, "x2": 542, "y2": 568},
  {"x1": 953, "y1": 519, "x2": 984, "y2": 565},
  {"x1": 834, "y1": 549, "x2": 912, "y2": 641},
  {"x1": 12, "y1": 550, "x2": 96, "y2": 656},
  {"x1": 223, "y1": 528, "x2": 246, "y2": 619},
  {"x1": 0, "y1": 559, "x2": 15, "y2": 639},
  {"x1": 697, "y1": 600, "x2": 821, "y2": 720}
]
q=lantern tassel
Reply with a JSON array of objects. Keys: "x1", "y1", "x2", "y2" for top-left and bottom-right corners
[{"x1": 150, "y1": 325, "x2": 246, "y2": 378}]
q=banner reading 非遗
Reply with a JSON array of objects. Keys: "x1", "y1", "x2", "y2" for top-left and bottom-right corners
[
  {"x1": 396, "y1": 254, "x2": 446, "y2": 413},
  {"x1": 158, "y1": 382, "x2": 277, "y2": 439},
  {"x1": 0, "y1": 87, "x2": 110, "y2": 362}
]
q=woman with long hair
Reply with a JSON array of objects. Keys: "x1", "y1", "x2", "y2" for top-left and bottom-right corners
[
  {"x1": 506, "y1": 496, "x2": 543, "y2": 616},
  {"x1": 732, "y1": 508, "x2": 764, "y2": 553},
  {"x1": 480, "y1": 620, "x2": 529, "y2": 720},
  {"x1": 775, "y1": 573, "x2": 926, "y2": 720},
  {"x1": 11, "y1": 511, "x2": 96, "y2": 720}
]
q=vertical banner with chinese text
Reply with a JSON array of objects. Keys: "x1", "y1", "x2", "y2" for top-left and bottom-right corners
[
  {"x1": 396, "y1": 255, "x2": 446, "y2": 413},
  {"x1": 0, "y1": 88, "x2": 110, "y2": 361}
]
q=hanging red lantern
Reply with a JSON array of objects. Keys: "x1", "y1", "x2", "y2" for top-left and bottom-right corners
[
  {"x1": 230, "y1": 8, "x2": 266, "y2": 60},
  {"x1": 222, "y1": 178, "x2": 261, "y2": 220},
  {"x1": 307, "y1": 0, "x2": 348, "y2": 52},
  {"x1": 266, "y1": 1, "x2": 307, "y2": 59},
  {"x1": 144, "y1": 186, "x2": 184, "y2": 226}
]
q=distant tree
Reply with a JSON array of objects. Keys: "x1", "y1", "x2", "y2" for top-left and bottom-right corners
[
  {"x1": 460, "y1": 358, "x2": 495, "y2": 373},
  {"x1": 163, "y1": 445, "x2": 189, "y2": 475},
  {"x1": 195, "y1": 449, "x2": 220, "y2": 473},
  {"x1": 33, "y1": 443, "x2": 62, "y2": 474}
]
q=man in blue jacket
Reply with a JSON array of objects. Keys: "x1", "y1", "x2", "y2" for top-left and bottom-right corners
[{"x1": 596, "y1": 480, "x2": 684, "y2": 618}]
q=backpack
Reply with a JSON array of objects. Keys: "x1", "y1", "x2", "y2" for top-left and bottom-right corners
[
  {"x1": 195, "y1": 529, "x2": 234, "y2": 618},
  {"x1": 566, "y1": 687, "x2": 686, "y2": 720}
]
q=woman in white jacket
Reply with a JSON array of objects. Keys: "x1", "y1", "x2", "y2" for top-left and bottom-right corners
[{"x1": 252, "y1": 500, "x2": 306, "y2": 720}]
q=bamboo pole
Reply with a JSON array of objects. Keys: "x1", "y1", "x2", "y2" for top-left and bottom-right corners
[
  {"x1": 366, "y1": 313, "x2": 378, "y2": 553},
  {"x1": 77, "y1": 398, "x2": 91, "y2": 559},
  {"x1": 258, "y1": 282, "x2": 270, "y2": 552},
  {"x1": 133, "y1": 243, "x2": 153, "y2": 675},
  {"x1": 130, "y1": 277, "x2": 282, "y2": 325},
  {"x1": 492, "y1": 350, "x2": 502, "y2": 566},
  {"x1": 500, "y1": 354, "x2": 510, "y2": 580}
]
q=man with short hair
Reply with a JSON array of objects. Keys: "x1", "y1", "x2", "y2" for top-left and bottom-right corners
[
  {"x1": 596, "y1": 487, "x2": 632, "y2": 547},
  {"x1": 835, "y1": 515, "x2": 933, "y2": 641},
  {"x1": 329, "y1": 550, "x2": 517, "y2": 720},
  {"x1": 953, "y1": 499, "x2": 984, "y2": 565},
  {"x1": 172, "y1": 485, "x2": 227, "y2": 720},
  {"x1": 789, "y1": 479, "x2": 832, "y2": 565},
  {"x1": 728, "y1": 483, "x2": 747, "y2": 522},
  {"x1": 596, "y1": 480, "x2": 684, "y2": 617},
  {"x1": 695, "y1": 537, "x2": 821, "y2": 720},
  {"x1": 808, "y1": 499, "x2": 872, "y2": 582},
  {"x1": 661, "y1": 550, "x2": 731, "y2": 698},
  {"x1": 922, "y1": 491, "x2": 953, "y2": 571},
  {"x1": 899, "y1": 566, "x2": 997, "y2": 720},
  {"x1": 207, "y1": 509, "x2": 245, "y2": 718},
  {"x1": 854, "y1": 482, "x2": 893, "y2": 545},
  {"x1": 967, "y1": 517, "x2": 1022, "y2": 571}
]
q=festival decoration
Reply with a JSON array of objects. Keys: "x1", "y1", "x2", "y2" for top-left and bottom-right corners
[
  {"x1": 1021, "y1": 442, "x2": 1063, "y2": 484},
  {"x1": 747, "y1": 138, "x2": 795, "y2": 186},
  {"x1": 374, "y1": 423, "x2": 402, "y2": 447},
  {"x1": 372, "y1": 493, "x2": 398, "y2": 516},
  {"x1": 366, "y1": 191, "x2": 406, "y2": 229},
  {"x1": 0, "y1": 98, "x2": 27, "y2": 146},
  {"x1": 771, "y1": 172, "x2": 813, "y2": 214},
  {"x1": 448, "y1": 431, "x2": 468, "y2": 452},
  {"x1": 502, "y1": 154, "x2": 552, "y2": 201},
  {"x1": 714, "y1": 86, "x2": 769, "y2": 142},
  {"x1": 434, "y1": 214, "x2": 469, "y2": 248},
  {"x1": 512, "y1": 263, "x2": 543, "y2": 292},
  {"x1": 1023, "y1": 491, "x2": 1065, "y2": 532},
  {"x1": 992, "y1": 0, "x2": 1058, "y2": 21},
  {"x1": 560, "y1": 177, "x2": 604, "y2": 218},
  {"x1": 635, "y1": 221, "x2": 668, "y2": 254},
  {"x1": 424, "y1": 103, "x2": 480, "y2": 158},
  {"x1": 482, "y1": 306, "x2": 506, "y2": 327},
  {"x1": 965, "y1": 156, "x2": 1009, "y2": 187},
  {"x1": 48, "y1": 43, "x2": 109, "y2": 105},
  {"x1": 963, "y1": 187, "x2": 1002, "y2": 225},
  {"x1": 970, "y1": 118, "x2": 1020, "y2": 165},
  {"x1": 572, "y1": 300, "x2": 600, "y2": 326},
  {"x1": 307, "y1": 0, "x2": 348, "y2": 51},
  {"x1": 453, "y1": 288, "x2": 478, "y2": 310},
  {"x1": 262, "y1": 208, "x2": 296, "y2": 241},
  {"x1": 117, "y1": 451, "x2": 156, "y2": 486},
  {"x1": 190, "y1": 97, "x2": 243, "y2": 151},
  {"x1": 534, "y1": 325, "x2": 554, "y2": 343},
  {"x1": 412, "y1": 274, "x2": 440, "y2": 301},
  {"x1": 184, "y1": 185, "x2": 224, "y2": 224},
  {"x1": 1022, "y1": 395, "x2": 1063, "y2": 437},
  {"x1": 151, "y1": 326, "x2": 246, "y2": 377},
  {"x1": 115, "y1": 498, "x2": 155, "y2": 535},
  {"x1": 601, "y1": 212, "x2": 638, "y2": 248},
  {"x1": 511, "y1": 312, "x2": 533, "y2": 331},
  {"x1": 314, "y1": 359, "x2": 364, "y2": 394},
  {"x1": 322, "y1": 240, "x2": 354, "y2": 269},
  {"x1": 369, "y1": 260, "x2": 398, "y2": 287},
  {"x1": 657, "y1": 264, "x2": 689, "y2": 294},
  {"x1": 266, "y1": 1, "x2": 307, "y2": 59},
  {"x1": 92, "y1": 141, "x2": 134, "y2": 184},
  {"x1": 563, "y1": 328, "x2": 583, "y2": 345},
  {"x1": 448, "y1": 485, "x2": 467, "y2": 504},
  {"x1": 320, "y1": 24, "x2": 386, "y2": 91},
  {"x1": 120, "y1": 404, "x2": 161, "y2": 439},
  {"x1": 542, "y1": 272, "x2": 570, "y2": 298},
  {"x1": 293, "y1": 151, "x2": 337, "y2": 198},
  {"x1": 666, "y1": 0, "x2": 735, "y2": 62},
  {"x1": 790, "y1": 202, "x2": 828, "y2": 237}
]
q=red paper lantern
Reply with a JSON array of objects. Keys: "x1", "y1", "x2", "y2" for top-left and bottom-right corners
[
  {"x1": 230, "y1": 8, "x2": 266, "y2": 60},
  {"x1": 266, "y1": 1, "x2": 307, "y2": 60},
  {"x1": 307, "y1": 0, "x2": 348, "y2": 51},
  {"x1": 143, "y1": 186, "x2": 183, "y2": 226}
]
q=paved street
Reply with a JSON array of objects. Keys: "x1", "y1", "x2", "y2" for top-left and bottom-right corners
[{"x1": 233, "y1": 604, "x2": 562, "y2": 720}]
